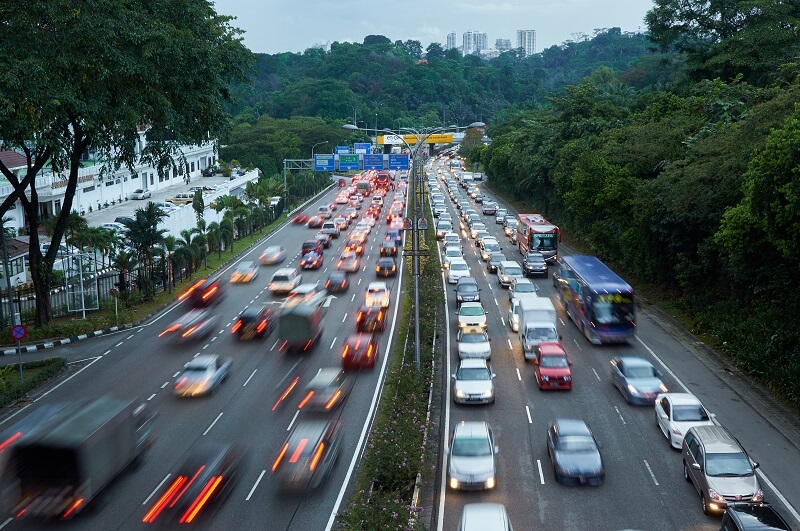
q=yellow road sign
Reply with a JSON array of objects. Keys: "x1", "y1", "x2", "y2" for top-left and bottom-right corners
[{"x1": 377, "y1": 133, "x2": 454, "y2": 145}]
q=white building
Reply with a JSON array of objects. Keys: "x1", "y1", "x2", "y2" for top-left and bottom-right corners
[
  {"x1": 516, "y1": 29, "x2": 536, "y2": 56},
  {"x1": 446, "y1": 32, "x2": 457, "y2": 50},
  {"x1": 496, "y1": 39, "x2": 512, "y2": 52},
  {"x1": 462, "y1": 31, "x2": 488, "y2": 55}
]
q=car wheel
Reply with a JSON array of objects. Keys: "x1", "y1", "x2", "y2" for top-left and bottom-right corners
[
  {"x1": 683, "y1": 461, "x2": 692, "y2": 483},
  {"x1": 701, "y1": 493, "x2": 710, "y2": 515}
]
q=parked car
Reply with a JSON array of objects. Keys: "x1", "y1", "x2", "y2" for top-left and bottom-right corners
[{"x1": 130, "y1": 188, "x2": 151, "y2": 200}]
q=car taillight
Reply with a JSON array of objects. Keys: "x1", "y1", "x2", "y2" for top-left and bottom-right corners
[
  {"x1": 159, "y1": 324, "x2": 181, "y2": 337},
  {"x1": 366, "y1": 344, "x2": 374, "y2": 358},
  {"x1": 298, "y1": 391, "x2": 314, "y2": 409},
  {"x1": 324, "y1": 391, "x2": 342, "y2": 410},
  {"x1": 272, "y1": 443, "x2": 289, "y2": 472},
  {"x1": 256, "y1": 320, "x2": 267, "y2": 333},
  {"x1": 309, "y1": 442, "x2": 325, "y2": 471},
  {"x1": 342, "y1": 345, "x2": 350, "y2": 358},
  {"x1": 143, "y1": 475, "x2": 188, "y2": 523}
]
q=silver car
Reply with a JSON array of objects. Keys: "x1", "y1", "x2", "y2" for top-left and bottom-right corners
[
  {"x1": 130, "y1": 188, "x2": 152, "y2": 200},
  {"x1": 509, "y1": 278, "x2": 539, "y2": 301},
  {"x1": 459, "y1": 504, "x2": 513, "y2": 531},
  {"x1": 452, "y1": 359, "x2": 495, "y2": 404},
  {"x1": 174, "y1": 354, "x2": 231, "y2": 397},
  {"x1": 448, "y1": 421, "x2": 498, "y2": 490},
  {"x1": 456, "y1": 330, "x2": 491, "y2": 360}
]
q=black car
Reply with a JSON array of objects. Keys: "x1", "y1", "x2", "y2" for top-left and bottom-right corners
[
  {"x1": 232, "y1": 304, "x2": 275, "y2": 340},
  {"x1": 114, "y1": 216, "x2": 135, "y2": 225},
  {"x1": 380, "y1": 240, "x2": 398, "y2": 257},
  {"x1": 454, "y1": 277, "x2": 481, "y2": 307},
  {"x1": 272, "y1": 420, "x2": 342, "y2": 491},
  {"x1": 315, "y1": 232, "x2": 332, "y2": 249},
  {"x1": 301, "y1": 239, "x2": 323, "y2": 255},
  {"x1": 487, "y1": 253, "x2": 505, "y2": 274},
  {"x1": 375, "y1": 257, "x2": 397, "y2": 277},
  {"x1": 385, "y1": 229, "x2": 402, "y2": 247},
  {"x1": 201, "y1": 167, "x2": 215, "y2": 177},
  {"x1": 523, "y1": 251, "x2": 548, "y2": 278},
  {"x1": 324, "y1": 271, "x2": 350, "y2": 293},
  {"x1": 356, "y1": 305, "x2": 387, "y2": 333},
  {"x1": 547, "y1": 419, "x2": 604, "y2": 486},
  {"x1": 720, "y1": 503, "x2": 792, "y2": 531},
  {"x1": 179, "y1": 277, "x2": 224, "y2": 308}
]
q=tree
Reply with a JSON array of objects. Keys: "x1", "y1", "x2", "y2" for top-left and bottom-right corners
[
  {"x1": 0, "y1": 0, "x2": 251, "y2": 325},
  {"x1": 112, "y1": 250, "x2": 138, "y2": 307},
  {"x1": 122, "y1": 203, "x2": 168, "y2": 300},
  {"x1": 192, "y1": 191, "x2": 205, "y2": 226},
  {"x1": 426, "y1": 43, "x2": 445, "y2": 60},
  {"x1": 162, "y1": 235, "x2": 177, "y2": 293}
]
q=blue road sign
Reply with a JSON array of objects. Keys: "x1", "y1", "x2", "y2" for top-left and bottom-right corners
[
  {"x1": 314, "y1": 154, "x2": 335, "y2": 171},
  {"x1": 363, "y1": 154, "x2": 384, "y2": 170},
  {"x1": 388, "y1": 153, "x2": 410, "y2": 170},
  {"x1": 335, "y1": 145, "x2": 351, "y2": 155},
  {"x1": 354, "y1": 142, "x2": 371, "y2": 154}
]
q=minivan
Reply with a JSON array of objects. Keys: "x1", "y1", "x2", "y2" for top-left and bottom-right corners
[
  {"x1": 268, "y1": 267, "x2": 302, "y2": 295},
  {"x1": 682, "y1": 425, "x2": 763, "y2": 515}
]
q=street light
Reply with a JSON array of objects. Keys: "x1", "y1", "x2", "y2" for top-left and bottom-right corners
[
  {"x1": 341, "y1": 121, "x2": 486, "y2": 372},
  {"x1": 311, "y1": 141, "x2": 329, "y2": 160}
]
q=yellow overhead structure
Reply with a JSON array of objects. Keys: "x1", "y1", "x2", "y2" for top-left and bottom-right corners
[{"x1": 378, "y1": 133, "x2": 454, "y2": 145}]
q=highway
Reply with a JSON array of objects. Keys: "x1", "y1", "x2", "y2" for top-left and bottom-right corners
[
  {"x1": 429, "y1": 158, "x2": 800, "y2": 531},
  {"x1": 0, "y1": 183, "x2": 403, "y2": 530}
]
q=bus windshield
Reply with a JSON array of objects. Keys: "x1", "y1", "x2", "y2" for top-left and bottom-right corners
[
  {"x1": 531, "y1": 234, "x2": 557, "y2": 251},
  {"x1": 592, "y1": 294, "x2": 634, "y2": 326}
]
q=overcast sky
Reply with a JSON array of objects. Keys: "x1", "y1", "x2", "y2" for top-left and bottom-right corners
[{"x1": 211, "y1": 0, "x2": 653, "y2": 55}]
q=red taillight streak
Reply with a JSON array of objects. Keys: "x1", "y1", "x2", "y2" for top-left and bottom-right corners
[
  {"x1": 367, "y1": 344, "x2": 374, "y2": 358},
  {"x1": 289, "y1": 439, "x2": 308, "y2": 464},
  {"x1": 356, "y1": 312, "x2": 362, "y2": 322},
  {"x1": 62, "y1": 498, "x2": 84, "y2": 519},
  {"x1": 304, "y1": 339, "x2": 312, "y2": 351},
  {"x1": 256, "y1": 320, "x2": 267, "y2": 333},
  {"x1": 273, "y1": 376, "x2": 300, "y2": 411},
  {"x1": 231, "y1": 321, "x2": 242, "y2": 333},
  {"x1": 202, "y1": 287, "x2": 217, "y2": 300},
  {"x1": 279, "y1": 340, "x2": 288, "y2": 351},
  {"x1": 170, "y1": 466, "x2": 205, "y2": 508},
  {"x1": 181, "y1": 324, "x2": 200, "y2": 338},
  {"x1": 143, "y1": 476, "x2": 187, "y2": 523},
  {"x1": 342, "y1": 345, "x2": 349, "y2": 359},
  {"x1": 159, "y1": 324, "x2": 180, "y2": 337},
  {"x1": 179, "y1": 475, "x2": 223, "y2": 524},
  {"x1": 0, "y1": 431, "x2": 22, "y2": 453},
  {"x1": 377, "y1": 311, "x2": 383, "y2": 321},
  {"x1": 179, "y1": 280, "x2": 205, "y2": 301},
  {"x1": 297, "y1": 391, "x2": 314, "y2": 409},
  {"x1": 175, "y1": 376, "x2": 188, "y2": 390},
  {"x1": 273, "y1": 443, "x2": 289, "y2": 471},
  {"x1": 324, "y1": 391, "x2": 342, "y2": 410},
  {"x1": 309, "y1": 442, "x2": 325, "y2": 471}
]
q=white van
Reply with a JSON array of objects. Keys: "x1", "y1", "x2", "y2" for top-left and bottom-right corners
[{"x1": 268, "y1": 267, "x2": 302, "y2": 295}]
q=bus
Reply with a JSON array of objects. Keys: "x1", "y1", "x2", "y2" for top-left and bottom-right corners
[
  {"x1": 558, "y1": 255, "x2": 635, "y2": 344},
  {"x1": 516, "y1": 214, "x2": 560, "y2": 262}
]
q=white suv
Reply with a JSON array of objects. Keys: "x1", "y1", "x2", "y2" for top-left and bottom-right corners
[{"x1": 447, "y1": 258, "x2": 470, "y2": 284}]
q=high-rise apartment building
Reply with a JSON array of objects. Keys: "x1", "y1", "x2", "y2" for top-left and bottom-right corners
[
  {"x1": 496, "y1": 38, "x2": 512, "y2": 52},
  {"x1": 462, "y1": 31, "x2": 488, "y2": 55},
  {"x1": 516, "y1": 29, "x2": 536, "y2": 56},
  {"x1": 446, "y1": 32, "x2": 457, "y2": 50}
]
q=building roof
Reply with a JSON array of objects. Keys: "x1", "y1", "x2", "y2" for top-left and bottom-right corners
[
  {"x1": 5, "y1": 238, "x2": 29, "y2": 259},
  {"x1": 0, "y1": 151, "x2": 28, "y2": 170}
]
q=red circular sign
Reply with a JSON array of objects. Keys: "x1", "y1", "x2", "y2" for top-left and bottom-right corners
[{"x1": 10, "y1": 324, "x2": 27, "y2": 341}]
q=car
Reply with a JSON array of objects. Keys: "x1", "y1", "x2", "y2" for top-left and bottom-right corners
[
  {"x1": 188, "y1": 185, "x2": 213, "y2": 194},
  {"x1": 474, "y1": 195, "x2": 486, "y2": 205},
  {"x1": 497, "y1": 260, "x2": 523, "y2": 288},
  {"x1": 301, "y1": 239, "x2": 324, "y2": 255},
  {"x1": 479, "y1": 240, "x2": 501, "y2": 261},
  {"x1": 523, "y1": 251, "x2": 548, "y2": 278},
  {"x1": 159, "y1": 309, "x2": 220, "y2": 342},
  {"x1": 272, "y1": 420, "x2": 342, "y2": 491},
  {"x1": 474, "y1": 231, "x2": 491, "y2": 247},
  {"x1": 314, "y1": 232, "x2": 332, "y2": 249},
  {"x1": 284, "y1": 283, "x2": 327, "y2": 308},
  {"x1": 365, "y1": 282, "x2": 390, "y2": 308},
  {"x1": 509, "y1": 278, "x2": 538, "y2": 301},
  {"x1": 547, "y1": 419, "x2": 604, "y2": 486},
  {"x1": 335, "y1": 195, "x2": 349, "y2": 205},
  {"x1": 452, "y1": 359, "x2": 496, "y2": 404},
  {"x1": 355, "y1": 305, "x2": 387, "y2": 333},
  {"x1": 482, "y1": 202, "x2": 497, "y2": 215},
  {"x1": 344, "y1": 239, "x2": 365, "y2": 256},
  {"x1": 611, "y1": 356, "x2": 668, "y2": 405},
  {"x1": 442, "y1": 232, "x2": 461, "y2": 248},
  {"x1": 375, "y1": 257, "x2": 397, "y2": 277},
  {"x1": 101, "y1": 222, "x2": 128, "y2": 233},
  {"x1": 259, "y1": 245, "x2": 287, "y2": 265},
  {"x1": 173, "y1": 354, "x2": 231, "y2": 397},
  {"x1": 719, "y1": 503, "x2": 792, "y2": 531},
  {"x1": 333, "y1": 216, "x2": 350, "y2": 231},
  {"x1": 457, "y1": 302, "x2": 487, "y2": 331},
  {"x1": 354, "y1": 220, "x2": 372, "y2": 234},
  {"x1": 454, "y1": 277, "x2": 481, "y2": 306},
  {"x1": 439, "y1": 212, "x2": 452, "y2": 223},
  {"x1": 456, "y1": 330, "x2": 491, "y2": 360},
  {"x1": 433, "y1": 203, "x2": 447, "y2": 218},
  {"x1": 534, "y1": 342, "x2": 573, "y2": 390},
  {"x1": 153, "y1": 201, "x2": 176, "y2": 213},
  {"x1": 268, "y1": 267, "x2": 302, "y2": 295},
  {"x1": 142, "y1": 442, "x2": 243, "y2": 525},
  {"x1": 332, "y1": 252, "x2": 358, "y2": 274},
  {"x1": 307, "y1": 215, "x2": 325, "y2": 228},
  {"x1": 654, "y1": 393, "x2": 715, "y2": 449},
  {"x1": 348, "y1": 199, "x2": 362, "y2": 210},
  {"x1": 447, "y1": 258, "x2": 470, "y2": 284},
  {"x1": 507, "y1": 298, "x2": 522, "y2": 332},
  {"x1": 201, "y1": 166, "x2": 216, "y2": 177},
  {"x1": 230, "y1": 261, "x2": 258, "y2": 283},
  {"x1": 495, "y1": 209, "x2": 508, "y2": 224},
  {"x1": 316, "y1": 206, "x2": 333, "y2": 219},
  {"x1": 324, "y1": 270, "x2": 350, "y2": 293},
  {"x1": 385, "y1": 229, "x2": 402, "y2": 247},
  {"x1": 458, "y1": 504, "x2": 513, "y2": 531},
  {"x1": 487, "y1": 253, "x2": 505, "y2": 274},
  {"x1": 341, "y1": 333, "x2": 379, "y2": 369},
  {"x1": 442, "y1": 247, "x2": 463, "y2": 269},
  {"x1": 297, "y1": 368, "x2": 350, "y2": 412},
  {"x1": 291, "y1": 212, "x2": 309, "y2": 224},
  {"x1": 300, "y1": 251, "x2": 323, "y2": 270},
  {"x1": 504, "y1": 219, "x2": 518, "y2": 236},
  {"x1": 231, "y1": 304, "x2": 276, "y2": 340},
  {"x1": 379, "y1": 240, "x2": 398, "y2": 257},
  {"x1": 178, "y1": 277, "x2": 224, "y2": 308},
  {"x1": 167, "y1": 193, "x2": 194, "y2": 205},
  {"x1": 344, "y1": 207, "x2": 358, "y2": 220},
  {"x1": 130, "y1": 188, "x2": 152, "y2": 200},
  {"x1": 469, "y1": 223, "x2": 486, "y2": 239},
  {"x1": 447, "y1": 421, "x2": 498, "y2": 491},
  {"x1": 321, "y1": 221, "x2": 340, "y2": 238}
]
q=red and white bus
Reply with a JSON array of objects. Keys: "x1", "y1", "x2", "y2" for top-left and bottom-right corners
[{"x1": 516, "y1": 214, "x2": 560, "y2": 262}]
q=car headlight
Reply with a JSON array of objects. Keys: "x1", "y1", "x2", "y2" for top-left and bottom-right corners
[
  {"x1": 659, "y1": 384, "x2": 669, "y2": 392},
  {"x1": 752, "y1": 489, "x2": 764, "y2": 502},
  {"x1": 485, "y1": 477, "x2": 495, "y2": 489},
  {"x1": 454, "y1": 389, "x2": 466, "y2": 397},
  {"x1": 708, "y1": 488, "x2": 724, "y2": 502},
  {"x1": 627, "y1": 384, "x2": 639, "y2": 395},
  {"x1": 563, "y1": 375, "x2": 571, "y2": 381},
  {"x1": 481, "y1": 389, "x2": 494, "y2": 397},
  {"x1": 458, "y1": 322, "x2": 467, "y2": 328},
  {"x1": 449, "y1": 477, "x2": 459, "y2": 489},
  {"x1": 456, "y1": 295, "x2": 463, "y2": 300}
]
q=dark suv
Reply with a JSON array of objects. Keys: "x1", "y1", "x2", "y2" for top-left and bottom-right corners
[
  {"x1": 720, "y1": 503, "x2": 792, "y2": 531},
  {"x1": 523, "y1": 251, "x2": 548, "y2": 278},
  {"x1": 454, "y1": 277, "x2": 481, "y2": 307},
  {"x1": 232, "y1": 304, "x2": 276, "y2": 340}
]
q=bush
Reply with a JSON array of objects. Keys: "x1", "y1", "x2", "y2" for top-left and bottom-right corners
[{"x1": 0, "y1": 357, "x2": 67, "y2": 406}]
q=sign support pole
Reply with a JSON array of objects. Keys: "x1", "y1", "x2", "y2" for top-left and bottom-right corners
[{"x1": 17, "y1": 339, "x2": 22, "y2": 384}]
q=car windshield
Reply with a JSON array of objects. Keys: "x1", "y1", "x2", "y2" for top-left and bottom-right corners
[
  {"x1": 672, "y1": 405, "x2": 710, "y2": 422},
  {"x1": 484, "y1": 243, "x2": 500, "y2": 252},
  {"x1": 460, "y1": 306, "x2": 484, "y2": 316},
  {"x1": 556, "y1": 435, "x2": 596, "y2": 452},
  {"x1": 457, "y1": 368, "x2": 491, "y2": 380},
  {"x1": 593, "y1": 298, "x2": 635, "y2": 326},
  {"x1": 452, "y1": 437, "x2": 492, "y2": 457},
  {"x1": 514, "y1": 283, "x2": 536, "y2": 293},
  {"x1": 625, "y1": 366, "x2": 657, "y2": 379},
  {"x1": 183, "y1": 367, "x2": 209, "y2": 375},
  {"x1": 446, "y1": 250, "x2": 461, "y2": 258},
  {"x1": 458, "y1": 284, "x2": 478, "y2": 293},
  {"x1": 504, "y1": 267, "x2": 522, "y2": 277},
  {"x1": 540, "y1": 355, "x2": 569, "y2": 368},
  {"x1": 705, "y1": 453, "x2": 754, "y2": 477},
  {"x1": 526, "y1": 327, "x2": 558, "y2": 341},
  {"x1": 459, "y1": 333, "x2": 487, "y2": 344},
  {"x1": 451, "y1": 263, "x2": 468, "y2": 271}
]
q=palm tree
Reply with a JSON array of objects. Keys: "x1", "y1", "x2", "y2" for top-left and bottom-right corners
[
  {"x1": 220, "y1": 214, "x2": 235, "y2": 253},
  {"x1": 206, "y1": 221, "x2": 222, "y2": 259},
  {"x1": 162, "y1": 235, "x2": 177, "y2": 293},
  {"x1": 233, "y1": 206, "x2": 250, "y2": 239},
  {"x1": 112, "y1": 250, "x2": 138, "y2": 307},
  {"x1": 122, "y1": 203, "x2": 168, "y2": 299},
  {"x1": 177, "y1": 229, "x2": 203, "y2": 276},
  {"x1": 43, "y1": 211, "x2": 88, "y2": 250}
]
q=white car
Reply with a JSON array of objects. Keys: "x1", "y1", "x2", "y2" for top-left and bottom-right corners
[
  {"x1": 447, "y1": 258, "x2": 470, "y2": 284},
  {"x1": 654, "y1": 393, "x2": 715, "y2": 449},
  {"x1": 457, "y1": 302, "x2": 487, "y2": 331},
  {"x1": 442, "y1": 247, "x2": 463, "y2": 269},
  {"x1": 100, "y1": 222, "x2": 127, "y2": 233},
  {"x1": 456, "y1": 330, "x2": 491, "y2": 359},
  {"x1": 174, "y1": 354, "x2": 231, "y2": 397},
  {"x1": 507, "y1": 298, "x2": 522, "y2": 332},
  {"x1": 452, "y1": 359, "x2": 495, "y2": 404},
  {"x1": 470, "y1": 223, "x2": 486, "y2": 239},
  {"x1": 130, "y1": 188, "x2": 152, "y2": 200},
  {"x1": 443, "y1": 232, "x2": 461, "y2": 249},
  {"x1": 153, "y1": 201, "x2": 176, "y2": 213},
  {"x1": 436, "y1": 221, "x2": 453, "y2": 240},
  {"x1": 508, "y1": 278, "x2": 539, "y2": 301},
  {"x1": 365, "y1": 282, "x2": 391, "y2": 308},
  {"x1": 495, "y1": 209, "x2": 508, "y2": 224}
]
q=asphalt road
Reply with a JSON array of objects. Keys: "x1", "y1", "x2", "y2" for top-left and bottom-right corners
[
  {"x1": 430, "y1": 159, "x2": 800, "y2": 531},
  {"x1": 0, "y1": 183, "x2": 405, "y2": 530}
]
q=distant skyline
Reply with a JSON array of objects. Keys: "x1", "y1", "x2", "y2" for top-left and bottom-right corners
[{"x1": 211, "y1": 0, "x2": 651, "y2": 55}]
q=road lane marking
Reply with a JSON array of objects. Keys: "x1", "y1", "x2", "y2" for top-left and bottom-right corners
[
  {"x1": 103, "y1": 350, "x2": 111, "y2": 356},
  {"x1": 351, "y1": 294, "x2": 356, "y2": 302},
  {"x1": 210, "y1": 336, "x2": 217, "y2": 342},
  {"x1": 507, "y1": 339, "x2": 513, "y2": 349},
  {"x1": 572, "y1": 339, "x2": 582, "y2": 351},
  {"x1": 127, "y1": 334, "x2": 134, "y2": 339},
  {"x1": 494, "y1": 298, "x2": 499, "y2": 306},
  {"x1": 115, "y1": 341, "x2": 123, "y2": 347},
  {"x1": 270, "y1": 339, "x2": 279, "y2": 351},
  {"x1": 357, "y1": 278, "x2": 362, "y2": 285},
  {"x1": 203, "y1": 412, "x2": 223, "y2": 435},
  {"x1": 525, "y1": 406, "x2": 532, "y2": 424},
  {"x1": 643, "y1": 460, "x2": 659, "y2": 485},
  {"x1": 245, "y1": 470, "x2": 266, "y2": 501},
  {"x1": 143, "y1": 474, "x2": 172, "y2": 505},
  {"x1": 500, "y1": 317, "x2": 505, "y2": 326},
  {"x1": 193, "y1": 353, "x2": 199, "y2": 358},
  {"x1": 591, "y1": 368, "x2": 602, "y2": 381},
  {"x1": 342, "y1": 313, "x2": 348, "y2": 323},
  {"x1": 537, "y1": 459, "x2": 545, "y2": 484},
  {"x1": 516, "y1": 368, "x2": 522, "y2": 381},
  {"x1": 559, "y1": 318, "x2": 566, "y2": 326},
  {"x1": 161, "y1": 381, "x2": 169, "y2": 389},
  {"x1": 0, "y1": 517, "x2": 12, "y2": 529},
  {"x1": 757, "y1": 469, "x2": 800, "y2": 523},
  {"x1": 243, "y1": 369, "x2": 257, "y2": 387},
  {"x1": 147, "y1": 393, "x2": 156, "y2": 401},
  {"x1": 329, "y1": 337, "x2": 337, "y2": 349},
  {"x1": 614, "y1": 406, "x2": 627, "y2": 425},
  {"x1": 287, "y1": 410, "x2": 300, "y2": 431},
  {"x1": 202, "y1": 344, "x2": 209, "y2": 350},
  {"x1": 250, "y1": 299, "x2": 255, "y2": 304},
  {"x1": 173, "y1": 371, "x2": 181, "y2": 377}
]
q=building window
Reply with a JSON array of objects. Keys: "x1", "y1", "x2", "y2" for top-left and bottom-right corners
[
  {"x1": 150, "y1": 173, "x2": 154, "y2": 186},
  {"x1": 10, "y1": 257, "x2": 24, "y2": 276},
  {"x1": 105, "y1": 180, "x2": 114, "y2": 187},
  {"x1": 165, "y1": 170, "x2": 170, "y2": 180},
  {"x1": 54, "y1": 200, "x2": 61, "y2": 215},
  {"x1": 191, "y1": 162, "x2": 195, "y2": 172},
  {"x1": 83, "y1": 185, "x2": 95, "y2": 193},
  {"x1": 159, "y1": 172, "x2": 165, "y2": 183},
  {"x1": 177, "y1": 165, "x2": 184, "y2": 176},
  {"x1": 131, "y1": 173, "x2": 138, "y2": 179}
]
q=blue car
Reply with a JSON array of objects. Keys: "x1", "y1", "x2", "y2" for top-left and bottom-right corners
[{"x1": 610, "y1": 356, "x2": 667, "y2": 405}]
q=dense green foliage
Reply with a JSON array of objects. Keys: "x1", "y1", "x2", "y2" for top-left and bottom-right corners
[{"x1": 0, "y1": 358, "x2": 67, "y2": 407}]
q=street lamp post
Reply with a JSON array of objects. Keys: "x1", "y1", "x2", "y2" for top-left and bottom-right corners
[{"x1": 311, "y1": 141, "x2": 329, "y2": 161}]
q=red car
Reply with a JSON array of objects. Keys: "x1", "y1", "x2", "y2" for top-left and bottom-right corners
[
  {"x1": 341, "y1": 333, "x2": 379, "y2": 369},
  {"x1": 292, "y1": 212, "x2": 308, "y2": 224},
  {"x1": 533, "y1": 341, "x2": 573, "y2": 390}
]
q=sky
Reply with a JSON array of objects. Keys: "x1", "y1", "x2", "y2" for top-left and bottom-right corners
[{"x1": 211, "y1": 0, "x2": 653, "y2": 55}]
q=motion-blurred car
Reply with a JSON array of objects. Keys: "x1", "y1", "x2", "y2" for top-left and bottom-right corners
[
  {"x1": 316, "y1": 206, "x2": 333, "y2": 219},
  {"x1": 547, "y1": 418, "x2": 604, "y2": 486},
  {"x1": 268, "y1": 267, "x2": 302, "y2": 295},
  {"x1": 259, "y1": 245, "x2": 287, "y2": 265},
  {"x1": 292, "y1": 212, "x2": 309, "y2": 224},
  {"x1": 448, "y1": 421, "x2": 498, "y2": 491},
  {"x1": 487, "y1": 253, "x2": 505, "y2": 274},
  {"x1": 174, "y1": 355, "x2": 231, "y2": 397},
  {"x1": 457, "y1": 302, "x2": 487, "y2": 331},
  {"x1": 356, "y1": 305, "x2": 387, "y2": 333},
  {"x1": 379, "y1": 240, "x2": 398, "y2": 257},
  {"x1": 452, "y1": 359, "x2": 496, "y2": 404},
  {"x1": 297, "y1": 368, "x2": 350, "y2": 412},
  {"x1": 337, "y1": 251, "x2": 361, "y2": 273},
  {"x1": 272, "y1": 420, "x2": 342, "y2": 491},
  {"x1": 130, "y1": 188, "x2": 152, "y2": 200},
  {"x1": 285, "y1": 284, "x2": 327, "y2": 308},
  {"x1": 654, "y1": 393, "x2": 715, "y2": 449},
  {"x1": 341, "y1": 333, "x2": 379, "y2": 369},
  {"x1": 230, "y1": 261, "x2": 258, "y2": 283},
  {"x1": 534, "y1": 342, "x2": 572, "y2": 390},
  {"x1": 334, "y1": 216, "x2": 349, "y2": 231},
  {"x1": 301, "y1": 239, "x2": 323, "y2": 255},
  {"x1": 719, "y1": 503, "x2": 792, "y2": 531},
  {"x1": 159, "y1": 309, "x2": 219, "y2": 342},
  {"x1": 365, "y1": 282, "x2": 390, "y2": 308},
  {"x1": 142, "y1": 442, "x2": 243, "y2": 524},
  {"x1": 495, "y1": 209, "x2": 508, "y2": 224},
  {"x1": 611, "y1": 356, "x2": 668, "y2": 405},
  {"x1": 456, "y1": 330, "x2": 491, "y2": 360},
  {"x1": 324, "y1": 271, "x2": 350, "y2": 293},
  {"x1": 344, "y1": 239, "x2": 365, "y2": 256},
  {"x1": 375, "y1": 257, "x2": 397, "y2": 277},
  {"x1": 300, "y1": 251, "x2": 323, "y2": 270},
  {"x1": 307, "y1": 215, "x2": 325, "y2": 228},
  {"x1": 385, "y1": 229, "x2": 402, "y2": 247},
  {"x1": 231, "y1": 304, "x2": 276, "y2": 340},
  {"x1": 314, "y1": 232, "x2": 332, "y2": 249},
  {"x1": 178, "y1": 277, "x2": 224, "y2": 308}
]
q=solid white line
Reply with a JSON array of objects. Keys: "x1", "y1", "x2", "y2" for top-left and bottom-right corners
[
  {"x1": 161, "y1": 381, "x2": 169, "y2": 389},
  {"x1": 614, "y1": 406, "x2": 627, "y2": 425},
  {"x1": 757, "y1": 469, "x2": 800, "y2": 523},
  {"x1": 342, "y1": 313, "x2": 348, "y2": 323},
  {"x1": 592, "y1": 368, "x2": 601, "y2": 381},
  {"x1": 643, "y1": 459, "x2": 659, "y2": 486},
  {"x1": 243, "y1": 369, "x2": 257, "y2": 387},
  {"x1": 143, "y1": 474, "x2": 171, "y2": 505},
  {"x1": 507, "y1": 339, "x2": 513, "y2": 349},
  {"x1": 516, "y1": 367, "x2": 522, "y2": 381},
  {"x1": 329, "y1": 337, "x2": 337, "y2": 349},
  {"x1": 287, "y1": 410, "x2": 300, "y2": 431},
  {"x1": 147, "y1": 393, "x2": 156, "y2": 401},
  {"x1": 203, "y1": 412, "x2": 223, "y2": 435},
  {"x1": 245, "y1": 470, "x2": 266, "y2": 501},
  {"x1": 115, "y1": 341, "x2": 123, "y2": 347},
  {"x1": 525, "y1": 405, "x2": 533, "y2": 424},
  {"x1": 537, "y1": 459, "x2": 545, "y2": 484}
]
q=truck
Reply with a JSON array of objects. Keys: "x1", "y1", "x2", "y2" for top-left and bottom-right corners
[
  {"x1": 473, "y1": 172, "x2": 484, "y2": 181},
  {"x1": 516, "y1": 214, "x2": 561, "y2": 262},
  {"x1": 517, "y1": 297, "x2": 559, "y2": 360},
  {"x1": 278, "y1": 298, "x2": 328, "y2": 353},
  {"x1": 355, "y1": 180, "x2": 371, "y2": 197},
  {"x1": 1, "y1": 396, "x2": 156, "y2": 520}
]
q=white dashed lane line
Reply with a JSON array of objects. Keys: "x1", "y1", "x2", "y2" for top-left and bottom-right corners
[
  {"x1": 329, "y1": 337, "x2": 337, "y2": 349},
  {"x1": 173, "y1": 372, "x2": 180, "y2": 378},
  {"x1": 147, "y1": 394, "x2": 156, "y2": 401},
  {"x1": 537, "y1": 460, "x2": 545, "y2": 484},
  {"x1": 245, "y1": 470, "x2": 266, "y2": 501},
  {"x1": 525, "y1": 406, "x2": 533, "y2": 424},
  {"x1": 203, "y1": 412, "x2": 223, "y2": 436},
  {"x1": 115, "y1": 341, "x2": 124, "y2": 347},
  {"x1": 516, "y1": 368, "x2": 522, "y2": 381},
  {"x1": 243, "y1": 369, "x2": 257, "y2": 387},
  {"x1": 592, "y1": 368, "x2": 601, "y2": 381},
  {"x1": 342, "y1": 313, "x2": 348, "y2": 323},
  {"x1": 614, "y1": 406, "x2": 627, "y2": 425},
  {"x1": 161, "y1": 381, "x2": 169, "y2": 389},
  {"x1": 643, "y1": 460, "x2": 659, "y2": 485}
]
